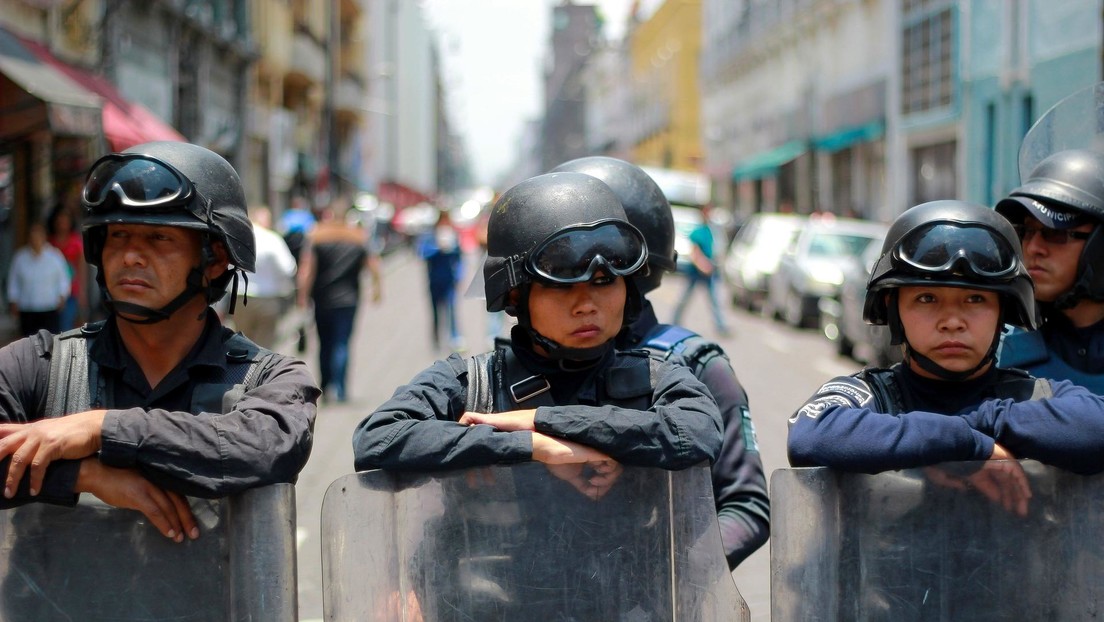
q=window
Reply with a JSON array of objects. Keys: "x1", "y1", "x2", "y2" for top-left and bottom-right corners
[{"x1": 902, "y1": 2, "x2": 956, "y2": 114}]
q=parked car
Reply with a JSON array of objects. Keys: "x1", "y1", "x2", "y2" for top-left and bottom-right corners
[
  {"x1": 723, "y1": 212, "x2": 807, "y2": 310},
  {"x1": 767, "y1": 215, "x2": 889, "y2": 328},
  {"x1": 819, "y1": 236, "x2": 903, "y2": 366}
]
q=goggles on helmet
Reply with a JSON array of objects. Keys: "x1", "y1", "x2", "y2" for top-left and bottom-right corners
[
  {"x1": 525, "y1": 220, "x2": 648, "y2": 284},
  {"x1": 82, "y1": 154, "x2": 211, "y2": 223},
  {"x1": 893, "y1": 222, "x2": 1019, "y2": 279}
]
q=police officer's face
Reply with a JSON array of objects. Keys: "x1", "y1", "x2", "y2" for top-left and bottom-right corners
[
  {"x1": 526, "y1": 273, "x2": 626, "y2": 353},
  {"x1": 101, "y1": 224, "x2": 227, "y2": 316},
  {"x1": 1020, "y1": 216, "x2": 1094, "y2": 303},
  {"x1": 897, "y1": 285, "x2": 1001, "y2": 379}
]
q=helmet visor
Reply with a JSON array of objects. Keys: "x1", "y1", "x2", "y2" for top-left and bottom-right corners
[
  {"x1": 895, "y1": 222, "x2": 1019, "y2": 279},
  {"x1": 527, "y1": 220, "x2": 648, "y2": 284}
]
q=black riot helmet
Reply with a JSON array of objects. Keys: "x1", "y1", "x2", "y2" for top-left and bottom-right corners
[
  {"x1": 550, "y1": 157, "x2": 676, "y2": 293},
  {"x1": 995, "y1": 148, "x2": 1104, "y2": 309},
  {"x1": 81, "y1": 141, "x2": 256, "y2": 324},
  {"x1": 864, "y1": 200, "x2": 1037, "y2": 380},
  {"x1": 483, "y1": 172, "x2": 648, "y2": 360}
]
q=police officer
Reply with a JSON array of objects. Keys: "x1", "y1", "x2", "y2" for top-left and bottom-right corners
[
  {"x1": 353, "y1": 172, "x2": 723, "y2": 621},
  {"x1": 0, "y1": 141, "x2": 319, "y2": 541},
  {"x1": 789, "y1": 200, "x2": 1104, "y2": 477},
  {"x1": 995, "y1": 149, "x2": 1104, "y2": 393},
  {"x1": 551, "y1": 156, "x2": 768, "y2": 569},
  {"x1": 354, "y1": 171, "x2": 722, "y2": 472}
]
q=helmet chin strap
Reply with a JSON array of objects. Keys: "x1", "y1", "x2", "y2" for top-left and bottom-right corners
[
  {"x1": 526, "y1": 326, "x2": 614, "y2": 365},
  {"x1": 104, "y1": 267, "x2": 207, "y2": 325}
]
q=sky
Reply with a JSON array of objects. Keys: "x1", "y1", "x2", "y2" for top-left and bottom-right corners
[{"x1": 421, "y1": 0, "x2": 656, "y2": 188}]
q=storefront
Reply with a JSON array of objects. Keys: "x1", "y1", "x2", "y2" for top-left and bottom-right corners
[{"x1": 0, "y1": 25, "x2": 185, "y2": 343}]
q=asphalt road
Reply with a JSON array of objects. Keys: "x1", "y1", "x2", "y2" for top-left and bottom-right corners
[{"x1": 286, "y1": 247, "x2": 856, "y2": 621}]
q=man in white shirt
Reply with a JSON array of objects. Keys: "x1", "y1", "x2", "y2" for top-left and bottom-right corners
[
  {"x1": 232, "y1": 206, "x2": 297, "y2": 349},
  {"x1": 7, "y1": 222, "x2": 70, "y2": 337}
]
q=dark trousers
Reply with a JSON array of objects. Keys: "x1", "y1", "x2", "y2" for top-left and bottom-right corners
[
  {"x1": 315, "y1": 305, "x2": 357, "y2": 401},
  {"x1": 18, "y1": 310, "x2": 59, "y2": 337}
]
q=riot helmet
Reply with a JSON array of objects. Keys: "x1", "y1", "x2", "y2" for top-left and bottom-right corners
[
  {"x1": 81, "y1": 141, "x2": 256, "y2": 324},
  {"x1": 864, "y1": 201, "x2": 1036, "y2": 380},
  {"x1": 995, "y1": 148, "x2": 1104, "y2": 309},
  {"x1": 483, "y1": 172, "x2": 648, "y2": 360},
  {"x1": 550, "y1": 157, "x2": 675, "y2": 293}
]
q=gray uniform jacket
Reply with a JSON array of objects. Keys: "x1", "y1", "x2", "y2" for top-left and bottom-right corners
[{"x1": 0, "y1": 312, "x2": 319, "y2": 506}]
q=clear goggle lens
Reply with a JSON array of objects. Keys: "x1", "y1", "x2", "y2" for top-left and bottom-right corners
[
  {"x1": 527, "y1": 221, "x2": 648, "y2": 284},
  {"x1": 83, "y1": 155, "x2": 193, "y2": 209},
  {"x1": 895, "y1": 222, "x2": 1018, "y2": 278}
]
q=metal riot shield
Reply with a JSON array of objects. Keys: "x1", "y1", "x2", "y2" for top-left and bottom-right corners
[
  {"x1": 1018, "y1": 81, "x2": 1104, "y2": 180},
  {"x1": 771, "y1": 462, "x2": 1104, "y2": 621},
  {"x1": 322, "y1": 463, "x2": 749, "y2": 622},
  {"x1": 0, "y1": 483, "x2": 297, "y2": 622}
]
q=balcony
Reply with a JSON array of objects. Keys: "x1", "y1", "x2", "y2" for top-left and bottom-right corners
[{"x1": 287, "y1": 31, "x2": 325, "y2": 85}]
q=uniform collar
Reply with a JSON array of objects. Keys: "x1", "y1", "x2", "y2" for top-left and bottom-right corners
[{"x1": 90, "y1": 310, "x2": 229, "y2": 375}]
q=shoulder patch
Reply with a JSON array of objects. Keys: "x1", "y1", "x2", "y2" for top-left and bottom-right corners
[
  {"x1": 790, "y1": 376, "x2": 874, "y2": 423},
  {"x1": 816, "y1": 379, "x2": 873, "y2": 405}
]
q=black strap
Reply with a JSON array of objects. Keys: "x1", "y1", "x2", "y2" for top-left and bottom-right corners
[
  {"x1": 859, "y1": 368, "x2": 904, "y2": 415},
  {"x1": 461, "y1": 349, "x2": 559, "y2": 413}
]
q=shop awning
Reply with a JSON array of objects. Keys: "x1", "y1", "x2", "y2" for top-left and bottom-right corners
[
  {"x1": 0, "y1": 27, "x2": 102, "y2": 140},
  {"x1": 812, "y1": 120, "x2": 885, "y2": 153},
  {"x1": 731, "y1": 140, "x2": 807, "y2": 182},
  {"x1": 20, "y1": 37, "x2": 186, "y2": 151}
]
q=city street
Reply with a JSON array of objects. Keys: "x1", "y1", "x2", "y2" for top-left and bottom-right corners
[{"x1": 290, "y1": 246, "x2": 856, "y2": 622}]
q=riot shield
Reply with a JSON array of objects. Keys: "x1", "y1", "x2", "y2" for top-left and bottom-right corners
[
  {"x1": 0, "y1": 484, "x2": 297, "y2": 622},
  {"x1": 772, "y1": 462, "x2": 1104, "y2": 621},
  {"x1": 1019, "y1": 82, "x2": 1104, "y2": 180},
  {"x1": 322, "y1": 463, "x2": 749, "y2": 622}
]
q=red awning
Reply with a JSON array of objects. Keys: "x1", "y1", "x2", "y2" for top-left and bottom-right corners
[
  {"x1": 0, "y1": 26, "x2": 101, "y2": 140},
  {"x1": 15, "y1": 34, "x2": 185, "y2": 151},
  {"x1": 378, "y1": 180, "x2": 435, "y2": 210}
]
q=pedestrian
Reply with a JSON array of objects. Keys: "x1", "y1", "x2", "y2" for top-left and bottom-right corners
[
  {"x1": 298, "y1": 199, "x2": 381, "y2": 402},
  {"x1": 7, "y1": 221, "x2": 69, "y2": 337},
  {"x1": 788, "y1": 200, "x2": 1104, "y2": 479},
  {"x1": 233, "y1": 205, "x2": 297, "y2": 350},
  {"x1": 0, "y1": 141, "x2": 318, "y2": 537},
  {"x1": 551, "y1": 156, "x2": 769, "y2": 569},
  {"x1": 671, "y1": 202, "x2": 730, "y2": 336},
  {"x1": 995, "y1": 149, "x2": 1104, "y2": 392},
  {"x1": 416, "y1": 209, "x2": 464, "y2": 352},
  {"x1": 280, "y1": 194, "x2": 315, "y2": 264},
  {"x1": 47, "y1": 203, "x2": 87, "y2": 330}
]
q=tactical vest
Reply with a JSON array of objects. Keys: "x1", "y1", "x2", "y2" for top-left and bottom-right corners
[
  {"x1": 459, "y1": 348, "x2": 661, "y2": 414},
  {"x1": 857, "y1": 366, "x2": 1053, "y2": 416},
  {"x1": 639, "y1": 324, "x2": 727, "y2": 378},
  {"x1": 44, "y1": 321, "x2": 277, "y2": 418},
  {"x1": 998, "y1": 327, "x2": 1104, "y2": 394}
]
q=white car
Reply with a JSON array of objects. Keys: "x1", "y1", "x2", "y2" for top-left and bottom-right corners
[
  {"x1": 766, "y1": 215, "x2": 888, "y2": 328},
  {"x1": 723, "y1": 213, "x2": 807, "y2": 310}
]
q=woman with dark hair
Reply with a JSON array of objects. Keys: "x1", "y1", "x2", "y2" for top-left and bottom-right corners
[{"x1": 47, "y1": 204, "x2": 87, "y2": 329}]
